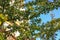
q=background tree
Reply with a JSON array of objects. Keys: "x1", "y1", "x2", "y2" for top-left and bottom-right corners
[{"x1": 0, "y1": 0, "x2": 60, "y2": 40}]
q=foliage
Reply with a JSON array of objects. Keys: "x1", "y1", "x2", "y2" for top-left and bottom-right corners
[
  {"x1": 40, "y1": 18, "x2": 60, "y2": 40},
  {"x1": 0, "y1": 32, "x2": 5, "y2": 40},
  {"x1": 0, "y1": 0, "x2": 60, "y2": 40}
]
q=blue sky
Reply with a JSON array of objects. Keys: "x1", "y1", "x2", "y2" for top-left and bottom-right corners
[
  {"x1": 39, "y1": 7, "x2": 60, "y2": 40},
  {"x1": 25, "y1": 0, "x2": 60, "y2": 40},
  {"x1": 40, "y1": 7, "x2": 60, "y2": 23}
]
